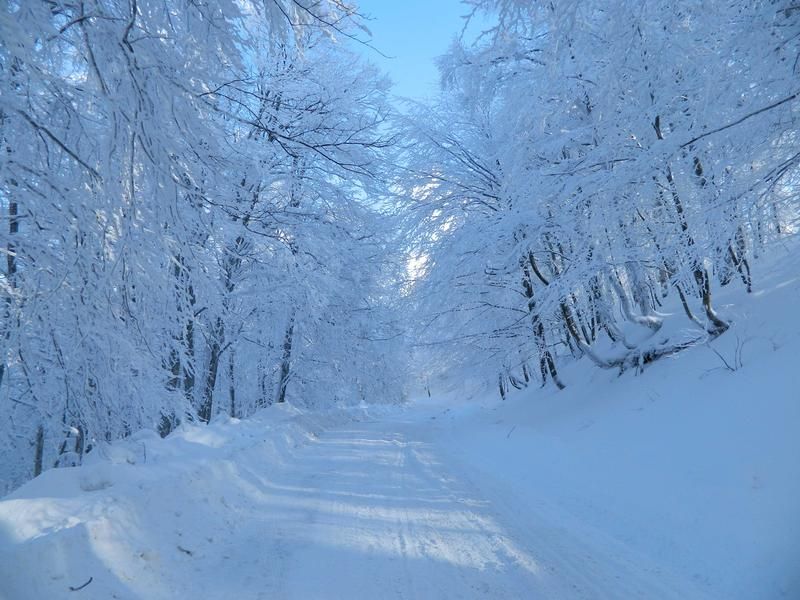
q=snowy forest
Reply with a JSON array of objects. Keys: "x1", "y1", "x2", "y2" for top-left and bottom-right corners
[
  {"x1": 0, "y1": 0, "x2": 409, "y2": 489},
  {"x1": 4, "y1": 0, "x2": 797, "y2": 490},
  {"x1": 1, "y1": 1, "x2": 799, "y2": 597}
]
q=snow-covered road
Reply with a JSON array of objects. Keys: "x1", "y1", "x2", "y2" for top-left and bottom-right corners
[
  {"x1": 255, "y1": 421, "x2": 545, "y2": 599},
  {"x1": 1, "y1": 405, "x2": 709, "y2": 600},
  {"x1": 250, "y1": 416, "x2": 704, "y2": 600}
]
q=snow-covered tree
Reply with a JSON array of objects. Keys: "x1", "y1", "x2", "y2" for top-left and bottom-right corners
[
  {"x1": 0, "y1": 0, "x2": 405, "y2": 492},
  {"x1": 402, "y1": 0, "x2": 799, "y2": 393}
]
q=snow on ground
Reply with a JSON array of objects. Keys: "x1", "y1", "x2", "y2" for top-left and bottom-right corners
[
  {"x1": 0, "y1": 402, "x2": 709, "y2": 600},
  {"x1": 421, "y1": 251, "x2": 800, "y2": 600},
  {"x1": 0, "y1": 405, "x2": 382, "y2": 599},
  {"x1": 1, "y1": 255, "x2": 799, "y2": 599}
]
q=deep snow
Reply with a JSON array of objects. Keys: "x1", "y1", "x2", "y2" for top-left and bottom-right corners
[{"x1": 1, "y1": 254, "x2": 799, "y2": 599}]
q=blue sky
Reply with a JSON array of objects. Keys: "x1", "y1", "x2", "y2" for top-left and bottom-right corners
[{"x1": 353, "y1": 0, "x2": 474, "y2": 100}]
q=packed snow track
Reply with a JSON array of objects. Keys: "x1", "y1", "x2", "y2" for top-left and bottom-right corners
[
  {"x1": 245, "y1": 420, "x2": 703, "y2": 599},
  {"x1": 0, "y1": 405, "x2": 712, "y2": 599}
]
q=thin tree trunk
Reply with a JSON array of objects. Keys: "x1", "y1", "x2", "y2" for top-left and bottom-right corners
[
  {"x1": 258, "y1": 358, "x2": 270, "y2": 408},
  {"x1": 1, "y1": 190, "x2": 18, "y2": 390},
  {"x1": 184, "y1": 310, "x2": 195, "y2": 402},
  {"x1": 275, "y1": 316, "x2": 295, "y2": 404},
  {"x1": 654, "y1": 116, "x2": 728, "y2": 334},
  {"x1": 521, "y1": 255, "x2": 565, "y2": 389},
  {"x1": 33, "y1": 425, "x2": 44, "y2": 478},
  {"x1": 228, "y1": 350, "x2": 236, "y2": 418},
  {"x1": 198, "y1": 317, "x2": 223, "y2": 423}
]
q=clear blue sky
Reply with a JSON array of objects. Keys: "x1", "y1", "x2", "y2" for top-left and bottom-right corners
[{"x1": 353, "y1": 0, "x2": 475, "y2": 100}]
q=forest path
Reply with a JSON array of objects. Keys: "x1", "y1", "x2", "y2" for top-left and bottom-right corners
[
  {"x1": 252, "y1": 419, "x2": 543, "y2": 599},
  {"x1": 0, "y1": 404, "x2": 711, "y2": 600},
  {"x1": 232, "y1": 411, "x2": 706, "y2": 600}
]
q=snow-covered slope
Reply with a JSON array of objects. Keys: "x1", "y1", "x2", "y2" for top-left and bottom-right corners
[
  {"x1": 1, "y1": 252, "x2": 798, "y2": 600},
  {"x1": 423, "y1": 258, "x2": 800, "y2": 599}
]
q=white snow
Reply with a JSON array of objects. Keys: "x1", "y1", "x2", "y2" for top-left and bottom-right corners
[{"x1": 1, "y1": 262, "x2": 799, "y2": 599}]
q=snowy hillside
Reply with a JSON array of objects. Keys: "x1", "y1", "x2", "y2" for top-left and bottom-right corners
[
  {"x1": 1, "y1": 251, "x2": 798, "y2": 599},
  {"x1": 424, "y1": 251, "x2": 800, "y2": 599}
]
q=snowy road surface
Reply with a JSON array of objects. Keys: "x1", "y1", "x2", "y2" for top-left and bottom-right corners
[
  {"x1": 247, "y1": 418, "x2": 704, "y2": 600},
  {"x1": 2, "y1": 404, "x2": 713, "y2": 600}
]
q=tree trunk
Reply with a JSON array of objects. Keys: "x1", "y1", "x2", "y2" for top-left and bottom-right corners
[
  {"x1": 654, "y1": 115, "x2": 728, "y2": 334},
  {"x1": 1, "y1": 189, "x2": 17, "y2": 390},
  {"x1": 184, "y1": 310, "x2": 195, "y2": 402},
  {"x1": 228, "y1": 350, "x2": 236, "y2": 418},
  {"x1": 275, "y1": 316, "x2": 295, "y2": 404},
  {"x1": 198, "y1": 317, "x2": 223, "y2": 423},
  {"x1": 521, "y1": 255, "x2": 565, "y2": 389},
  {"x1": 33, "y1": 425, "x2": 44, "y2": 478}
]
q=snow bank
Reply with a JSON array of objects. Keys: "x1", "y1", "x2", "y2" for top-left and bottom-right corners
[{"x1": 0, "y1": 402, "x2": 387, "y2": 599}]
